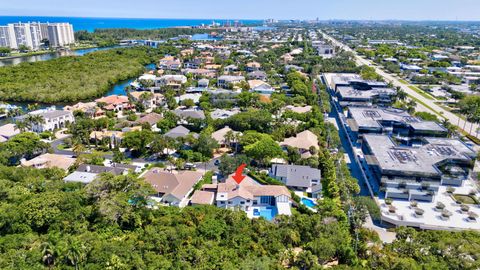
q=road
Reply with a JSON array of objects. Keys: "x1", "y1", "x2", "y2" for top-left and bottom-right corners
[{"x1": 321, "y1": 31, "x2": 480, "y2": 140}]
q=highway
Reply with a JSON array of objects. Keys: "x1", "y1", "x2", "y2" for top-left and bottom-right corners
[{"x1": 321, "y1": 31, "x2": 480, "y2": 140}]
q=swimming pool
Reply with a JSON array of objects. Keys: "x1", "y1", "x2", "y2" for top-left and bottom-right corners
[
  {"x1": 253, "y1": 206, "x2": 278, "y2": 221},
  {"x1": 301, "y1": 198, "x2": 317, "y2": 208}
]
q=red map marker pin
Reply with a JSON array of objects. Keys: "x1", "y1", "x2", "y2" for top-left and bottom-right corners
[{"x1": 232, "y1": 163, "x2": 247, "y2": 184}]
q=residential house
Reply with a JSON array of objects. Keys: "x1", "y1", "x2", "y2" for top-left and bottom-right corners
[
  {"x1": 247, "y1": 70, "x2": 267, "y2": 81},
  {"x1": 190, "y1": 190, "x2": 215, "y2": 205},
  {"x1": 173, "y1": 109, "x2": 206, "y2": 120},
  {"x1": 136, "y1": 113, "x2": 163, "y2": 131},
  {"x1": 90, "y1": 130, "x2": 124, "y2": 147},
  {"x1": 143, "y1": 169, "x2": 204, "y2": 207},
  {"x1": 21, "y1": 153, "x2": 76, "y2": 171},
  {"x1": 248, "y1": 80, "x2": 275, "y2": 95},
  {"x1": 182, "y1": 68, "x2": 216, "y2": 78},
  {"x1": 211, "y1": 126, "x2": 239, "y2": 147},
  {"x1": 285, "y1": 65, "x2": 304, "y2": 72},
  {"x1": 0, "y1": 123, "x2": 20, "y2": 142},
  {"x1": 164, "y1": 125, "x2": 191, "y2": 139},
  {"x1": 210, "y1": 108, "x2": 240, "y2": 120},
  {"x1": 64, "y1": 102, "x2": 104, "y2": 118},
  {"x1": 213, "y1": 174, "x2": 292, "y2": 219},
  {"x1": 198, "y1": 78, "x2": 209, "y2": 88},
  {"x1": 269, "y1": 164, "x2": 321, "y2": 195},
  {"x1": 159, "y1": 56, "x2": 182, "y2": 70},
  {"x1": 129, "y1": 91, "x2": 164, "y2": 109},
  {"x1": 223, "y1": 64, "x2": 239, "y2": 73},
  {"x1": 217, "y1": 75, "x2": 245, "y2": 89},
  {"x1": 245, "y1": 61, "x2": 261, "y2": 72},
  {"x1": 95, "y1": 95, "x2": 133, "y2": 112},
  {"x1": 18, "y1": 109, "x2": 75, "y2": 133},
  {"x1": 280, "y1": 130, "x2": 319, "y2": 158},
  {"x1": 63, "y1": 163, "x2": 138, "y2": 184},
  {"x1": 155, "y1": 75, "x2": 188, "y2": 89}
]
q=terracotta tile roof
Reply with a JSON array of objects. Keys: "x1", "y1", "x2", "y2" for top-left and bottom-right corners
[{"x1": 95, "y1": 95, "x2": 129, "y2": 105}]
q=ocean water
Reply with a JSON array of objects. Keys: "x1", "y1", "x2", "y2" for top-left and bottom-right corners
[{"x1": 0, "y1": 16, "x2": 261, "y2": 32}]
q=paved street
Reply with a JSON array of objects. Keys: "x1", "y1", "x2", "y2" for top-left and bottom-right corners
[{"x1": 321, "y1": 31, "x2": 480, "y2": 140}]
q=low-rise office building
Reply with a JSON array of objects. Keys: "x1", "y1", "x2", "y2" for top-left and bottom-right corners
[
  {"x1": 362, "y1": 134, "x2": 476, "y2": 201},
  {"x1": 346, "y1": 107, "x2": 447, "y2": 141},
  {"x1": 323, "y1": 73, "x2": 396, "y2": 107}
]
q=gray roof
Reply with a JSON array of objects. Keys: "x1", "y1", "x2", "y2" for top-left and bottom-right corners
[
  {"x1": 348, "y1": 107, "x2": 446, "y2": 133},
  {"x1": 363, "y1": 134, "x2": 475, "y2": 178},
  {"x1": 337, "y1": 86, "x2": 396, "y2": 101},
  {"x1": 37, "y1": 110, "x2": 72, "y2": 119},
  {"x1": 270, "y1": 164, "x2": 321, "y2": 188},
  {"x1": 63, "y1": 171, "x2": 97, "y2": 184},
  {"x1": 76, "y1": 164, "x2": 129, "y2": 175},
  {"x1": 173, "y1": 109, "x2": 206, "y2": 120},
  {"x1": 164, "y1": 125, "x2": 190, "y2": 139}
]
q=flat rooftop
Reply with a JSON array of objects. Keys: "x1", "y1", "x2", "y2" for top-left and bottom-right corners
[
  {"x1": 337, "y1": 86, "x2": 396, "y2": 100},
  {"x1": 364, "y1": 134, "x2": 475, "y2": 176},
  {"x1": 348, "y1": 107, "x2": 446, "y2": 133}
]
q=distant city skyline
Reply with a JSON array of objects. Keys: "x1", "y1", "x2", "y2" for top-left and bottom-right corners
[{"x1": 1, "y1": 0, "x2": 480, "y2": 21}]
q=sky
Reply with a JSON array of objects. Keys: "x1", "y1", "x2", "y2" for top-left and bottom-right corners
[{"x1": 1, "y1": 0, "x2": 479, "y2": 21}]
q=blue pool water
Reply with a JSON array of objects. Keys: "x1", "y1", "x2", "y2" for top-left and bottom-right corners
[
  {"x1": 301, "y1": 198, "x2": 317, "y2": 208},
  {"x1": 253, "y1": 206, "x2": 278, "y2": 221}
]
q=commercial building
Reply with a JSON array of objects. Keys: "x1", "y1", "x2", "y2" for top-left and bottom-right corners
[
  {"x1": 362, "y1": 134, "x2": 476, "y2": 201},
  {"x1": 346, "y1": 107, "x2": 447, "y2": 141},
  {"x1": 323, "y1": 73, "x2": 396, "y2": 107}
]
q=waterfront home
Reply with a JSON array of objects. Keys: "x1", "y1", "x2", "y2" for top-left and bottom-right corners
[
  {"x1": 217, "y1": 75, "x2": 245, "y2": 89},
  {"x1": 155, "y1": 75, "x2": 188, "y2": 89},
  {"x1": 248, "y1": 80, "x2": 275, "y2": 95},
  {"x1": 95, "y1": 95, "x2": 133, "y2": 112},
  {"x1": 269, "y1": 164, "x2": 321, "y2": 194},
  {"x1": 64, "y1": 102, "x2": 104, "y2": 118},
  {"x1": 159, "y1": 55, "x2": 182, "y2": 70},
  {"x1": 21, "y1": 153, "x2": 76, "y2": 171},
  {"x1": 280, "y1": 130, "x2": 319, "y2": 158},
  {"x1": 143, "y1": 169, "x2": 204, "y2": 207},
  {"x1": 17, "y1": 109, "x2": 75, "y2": 133}
]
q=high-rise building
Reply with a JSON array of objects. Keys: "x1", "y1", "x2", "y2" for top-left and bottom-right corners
[{"x1": 0, "y1": 22, "x2": 75, "y2": 50}]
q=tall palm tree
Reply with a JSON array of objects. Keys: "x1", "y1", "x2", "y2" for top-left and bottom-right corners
[
  {"x1": 14, "y1": 120, "x2": 30, "y2": 132},
  {"x1": 72, "y1": 142, "x2": 86, "y2": 157}
]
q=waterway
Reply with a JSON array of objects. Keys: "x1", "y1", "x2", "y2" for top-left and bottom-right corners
[{"x1": 0, "y1": 46, "x2": 122, "y2": 67}]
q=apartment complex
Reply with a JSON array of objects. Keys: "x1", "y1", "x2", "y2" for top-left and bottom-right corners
[{"x1": 0, "y1": 22, "x2": 74, "y2": 50}]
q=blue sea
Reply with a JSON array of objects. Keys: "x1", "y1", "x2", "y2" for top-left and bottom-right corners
[{"x1": 0, "y1": 16, "x2": 261, "y2": 32}]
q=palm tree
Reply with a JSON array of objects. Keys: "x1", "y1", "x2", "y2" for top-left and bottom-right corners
[
  {"x1": 65, "y1": 239, "x2": 86, "y2": 270},
  {"x1": 224, "y1": 130, "x2": 235, "y2": 148},
  {"x1": 72, "y1": 142, "x2": 86, "y2": 157},
  {"x1": 14, "y1": 120, "x2": 30, "y2": 132},
  {"x1": 26, "y1": 114, "x2": 45, "y2": 130},
  {"x1": 441, "y1": 119, "x2": 456, "y2": 138},
  {"x1": 7, "y1": 107, "x2": 23, "y2": 118}
]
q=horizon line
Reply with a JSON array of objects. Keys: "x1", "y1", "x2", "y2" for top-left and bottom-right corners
[{"x1": 1, "y1": 15, "x2": 480, "y2": 23}]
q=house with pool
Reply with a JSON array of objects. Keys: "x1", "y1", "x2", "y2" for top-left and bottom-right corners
[{"x1": 191, "y1": 174, "x2": 292, "y2": 220}]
